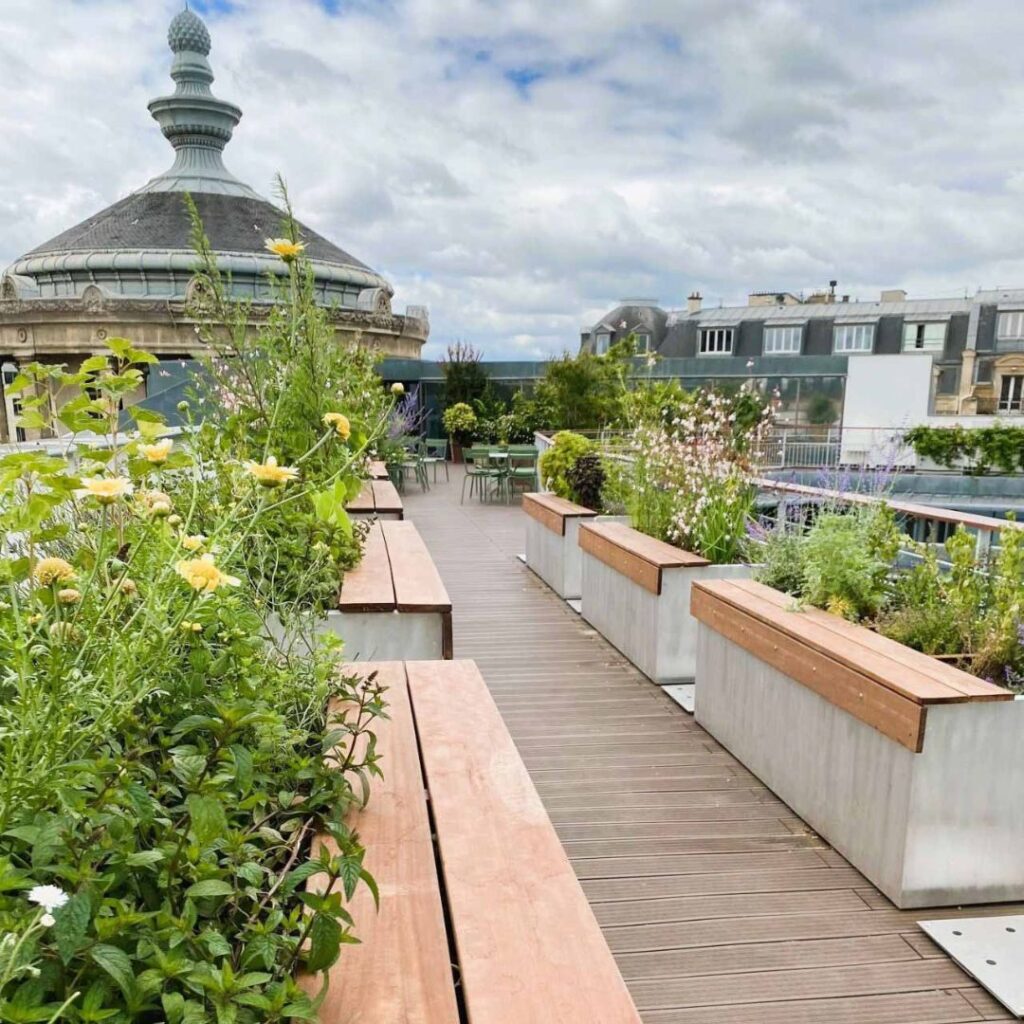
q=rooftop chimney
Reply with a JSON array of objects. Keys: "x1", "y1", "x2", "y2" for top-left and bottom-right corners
[
  {"x1": 687, "y1": 291, "x2": 702, "y2": 314},
  {"x1": 880, "y1": 288, "x2": 907, "y2": 303},
  {"x1": 828, "y1": 279, "x2": 837, "y2": 302}
]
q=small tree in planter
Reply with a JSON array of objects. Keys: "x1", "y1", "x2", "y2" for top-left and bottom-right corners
[{"x1": 442, "y1": 402, "x2": 478, "y2": 463}]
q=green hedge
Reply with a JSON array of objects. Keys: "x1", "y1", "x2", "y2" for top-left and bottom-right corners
[{"x1": 904, "y1": 425, "x2": 1024, "y2": 475}]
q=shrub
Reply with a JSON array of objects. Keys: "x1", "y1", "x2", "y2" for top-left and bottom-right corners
[
  {"x1": 753, "y1": 525, "x2": 806, "y2": 596},
  {"x1": 801, "y1": 507, "x2": 899, "y2": 620},
  {"x1": 538, "y1": 432, "x2": 594, "y2": 500},
  {"x1": 904, "y1": 424, "x2": 1024, "y2": 474},
  {"x1": 442, "y1": 402, "x2": 477, "y2": 445},
  {"x1": 565, "y1": 452, "x2": 606, "y2": 511},
  {"x1": 0, "y1": 338, "x2": 383, "y2": 1021}
]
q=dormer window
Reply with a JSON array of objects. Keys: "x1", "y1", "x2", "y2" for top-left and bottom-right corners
[
  {"x1": 902, "y1": 322, "x2": 945, "y2": 352},
  {"x1": 699, "y1": 328, "x2": 734, "y2": 355},
  {"x1": 833, "y1": 323, "x2": 874, "y2": 354},
  {"x1": 595, "y1": 332, "x2": 611, "y2": 355},
  {"x1": 635, "y1": 332, "x2": 651, "y2": 354}
]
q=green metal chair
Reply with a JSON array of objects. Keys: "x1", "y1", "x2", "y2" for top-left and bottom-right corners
[
  {"x1": 423, "y1": 437, "x2": 449, "y2": 482},
  {"x1": 399, "y1": 436, "x2": 429, "y2": 492},
  {"x1": 461, "y1": 446, "x2": 502, "y2": 503},
  {"x1": 505, "y1": 449, "x2": 539, "y2": 503}
]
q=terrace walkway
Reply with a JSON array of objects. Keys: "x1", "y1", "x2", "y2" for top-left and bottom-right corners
[{"x1": 403, "y1": 469, "x2": 1018, "y2": 1024}]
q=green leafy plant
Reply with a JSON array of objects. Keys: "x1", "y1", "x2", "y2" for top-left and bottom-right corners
[
  {"x1": 0, "y1": 336, "x2": 385, "y2": 1022},
  {"x1": 441, "y1": 403, "x2": 477, "y2": 446},
  {"x1": 752, "y1": 525, "x2": 806, "y2": 596},
  {"x1": 538, "y1": 432, "x2": 594, "y2": 500},
  {"x1": 904, "y1": 424, "x2": 1024, "y2": 475},
  {"x1": 801, "y1": 507, "x2": 900, "y2": 620}
]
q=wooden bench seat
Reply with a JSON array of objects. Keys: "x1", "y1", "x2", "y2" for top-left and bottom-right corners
[
  {"x1": 347, "y1": 478, "x2": 404, "y2": 520},
  {"x1": 692, "y1": 578, "x2": 1012, "y2": 752},
  {"x1": 579, "y1": 519, "x2": 708, "y2": 596},
  {"x1": 313, "y1": 661, "x2": 641, "y2": 1023},
  {"x1": 368, "y1": 459, "x2": 389, "y2": 479},
  {"x1": 523, "y1": 491, "x2": 597, "y2": 535},
  {"x1": 332, "y1": 521, "x2": 452, "y2": 659}
]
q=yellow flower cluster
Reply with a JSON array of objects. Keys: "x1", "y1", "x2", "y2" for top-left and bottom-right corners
[
  {"x1": 33, "y1": 558, "x2": 76, "y2": 586},
  {"x1": 322, "y1": 412, "x2": 351, "y2": 440},
  {"x1": 244, "y1": 456, "x2": 299, "y2": 488},
  {"x1": 175, "y1": 554, "x2": 240, "y2": 594},
  {"x1": 181, "y1": 534, "x2": 205, "y2": 552}
]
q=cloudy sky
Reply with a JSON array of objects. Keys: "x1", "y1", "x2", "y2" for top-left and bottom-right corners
[{"x1": 2, "y1": 0, "x2": 1024, "y2": 358}]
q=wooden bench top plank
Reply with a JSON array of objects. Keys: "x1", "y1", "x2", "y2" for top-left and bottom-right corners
[
  {"x1": 381, "y1": 520, "x2": 452, "y2": 614},
  {"x1": 346, "y1": 480, "x2": 375, "y2": 514},
  {"x1": 309, "y1": 663, "x2": 460, "y2": 1024},
  {"x1": 738, "y1": 579, "x2": 1010, "y2": 702},
  {"x1": 523, "y1": 493, "x2": 597, "y2": 535},
  {"x1": 368, "y1": 460, "x2": 389, "y2": 479},
  {"x1": 691, "y1": 586, "x2": 925, "y2": 751},
  {"x1": 695, "y1": 579, "x2": 1011, "y2": 705},
  {"x1": 581, "y1": 520, "x2": 710, "y2": 569},
  {"x1": 407, "y1": 659, "x2": 642, "y2": 1024},
  {"x1": 371, "y1": 478, "x2": 404, "y2": 517},
  {"x1": 338, "y1": 521, "x2": 396, "y2": 611}
]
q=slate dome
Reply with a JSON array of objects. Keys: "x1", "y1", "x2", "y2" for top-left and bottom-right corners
[{"x1": 6, "y1": 6, "x2": 392, "y2": 310}]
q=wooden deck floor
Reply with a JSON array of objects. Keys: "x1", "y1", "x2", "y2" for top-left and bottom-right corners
[{"x1": 403, "y1": 471, "x2": 1019, "y2": 1023}]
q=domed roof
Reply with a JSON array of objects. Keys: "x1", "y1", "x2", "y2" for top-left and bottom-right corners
[
  {"x1": 5, "y1": 8, "x2": 390, "y2": 305},
  {"x1": 168, "y1": 8, "x2": 210, "y2": 55}
]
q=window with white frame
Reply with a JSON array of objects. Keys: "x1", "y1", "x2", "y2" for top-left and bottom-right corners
[
  {"x1": 699, "y1": 327, "x2": 734, "y2": 355},
  {"x1": 902, "y1": 322, "x2": 946, "y2": 352},
  {"x1": 634, "y1": 332, "x2": 651, "y2": 353},
  {"x1": 997, "y1": 311, "x2": 1024, "y2": 341},
  {"x1": 833, "y1": 323, "x2": 874, "y2": 353},
  {"x1": 595, "y1": 332, "x2": 611, "y2": 355},
  {"x1": 763, "y1": 325, "x2": 802, "y2": 355}
]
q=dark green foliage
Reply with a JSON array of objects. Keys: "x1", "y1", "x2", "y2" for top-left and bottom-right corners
[
  {"x1": 565, "y1": 452, "x2": 605, "y2": 511},
  {"x1": 0, "y1": 638, "x2": 384, "y2": 1023}
]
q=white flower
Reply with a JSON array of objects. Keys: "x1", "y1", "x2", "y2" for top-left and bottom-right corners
[
  {"x1": 29, "y1": 885, "x2": 68, "y2": 914},
  {"x1": 40, "y1": 913, "x2": 56, "y2": 927}
]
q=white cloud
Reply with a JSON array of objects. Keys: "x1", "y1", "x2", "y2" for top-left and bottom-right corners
[{"x1": 2, "y1": 0, "x2": 1024, "y2": 357}]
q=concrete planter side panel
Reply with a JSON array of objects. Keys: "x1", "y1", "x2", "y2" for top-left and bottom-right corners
[
  {"x1": 267, "y1": 609, "x2": 446, "y2": 661},
  {"x1": 526, "y1": 513, "x2": 627, "y2": 599},
  {"x1": 580, "y1": 548, "x2": 754, "y2": 683},
  {"x1": 695, "y1": 625, "x2": 1024, "y2": 907}
]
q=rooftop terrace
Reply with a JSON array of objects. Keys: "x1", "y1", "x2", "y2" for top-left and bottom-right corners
[{"x1": 402, "y1": 468, "x2": 1022, "y2": 1023}]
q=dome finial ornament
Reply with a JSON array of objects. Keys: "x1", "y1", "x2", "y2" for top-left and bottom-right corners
[{"x1": 168, "y1": 7, "x2": 211, "y2": 56}]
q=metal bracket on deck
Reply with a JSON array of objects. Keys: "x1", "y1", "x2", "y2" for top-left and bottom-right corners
[{"x1": 919, "y1": 916, "x2": 1024, "y2": 1018}]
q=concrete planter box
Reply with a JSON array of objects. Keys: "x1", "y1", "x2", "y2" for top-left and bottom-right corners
[
  {"x1": 692, "y1": 577, "x2": 1022, "y2": 909},
  {"x1": 268, "y1": 608, "x2": 450, "y2": 661},
  {"x1": 578, "y1": 520, "x2": 754, "y2": 684},
  {"x1": 522, "y1": 493, "x2": 599, "y2": 599}
]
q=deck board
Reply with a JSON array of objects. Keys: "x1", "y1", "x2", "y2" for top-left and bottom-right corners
[{"x1": 401, "y1": 469, "x2": 1021, "y2": 1024}]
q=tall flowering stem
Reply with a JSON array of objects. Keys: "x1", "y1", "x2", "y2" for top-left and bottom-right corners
[{"x1": 627, "y1": 383, "x2": 774, "y2": 563}]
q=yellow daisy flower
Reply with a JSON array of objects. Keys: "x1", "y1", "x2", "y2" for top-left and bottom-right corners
[
  {"x1": 140, "y1": 438, "x2": 173, "y2": 463},
  {"x1": 57, "y1": 588, "x2": 81, "y2": 605},
  {"x1": 33, "y1": 558, "x2": 76, "y2": 586},
  {"x1": 264, "y1": 238, "x2": 305, "y2": 262},
  {"x1": 322, "y1": 412, "x2": 351, "y2": 440},
  {"x1": 80, "y1": 477, "x2": 132, "y2": 505},
  {"x1": 175, "y1": 554, "x2": 240, "y2": 594},
  {"x1": 181, "y1": 534, "x2": 205, "y2": 552},
  {"x1": 244, "y1": 455, "x2": 299, "y2": 488}
]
